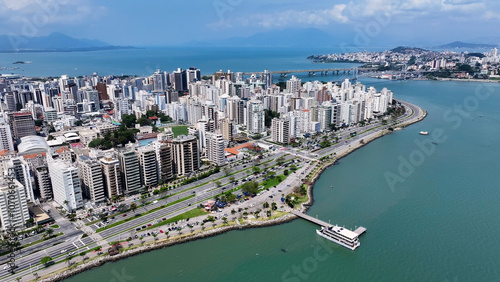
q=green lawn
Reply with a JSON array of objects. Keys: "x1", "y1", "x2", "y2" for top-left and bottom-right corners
[
  {"x1": 49, "y1": 224, "x2": 59, "y2": 228},
  {"x1": 262, "y1": 174, "x2": 287, "y2": 189},
  {"x1": 144, "y1": 208, "x2": 208, "y2": 230},
  {"x1": 171, "y1": 125, "x2": 188, "y2": 137}
]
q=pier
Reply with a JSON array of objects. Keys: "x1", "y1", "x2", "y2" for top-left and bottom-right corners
[{"x1": 290, "y1": 210, "x2": 366, "y2": 235}]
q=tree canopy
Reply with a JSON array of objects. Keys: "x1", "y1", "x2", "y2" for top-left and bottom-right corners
[
  {"x1": 88, "y1": 125, "x2": 138, "y2": 150},
  {"x1": 241, "y1": 181, "x2": 259, "y2": 195},
  {"x1": 264, "y1": 110, "x2": 280, "y2": 127}
]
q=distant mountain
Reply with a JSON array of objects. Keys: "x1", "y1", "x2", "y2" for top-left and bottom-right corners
[
  {"x1": 435, "y1": 41, "x2": 497, "y2": 49},
  {"x1": 390, "y1": 46, "x2": 429, "y2": 53},
  {"x1": 0, "y1": 32, "x2": 135, "y2": 52},
  {"x1": 183, "y1": 28, "x2": 349, "y2": 47}
]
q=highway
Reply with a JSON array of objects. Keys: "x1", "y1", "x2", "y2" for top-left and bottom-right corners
[{"x1": 0, "y1": 100, "x2": 424, "y2": 281}]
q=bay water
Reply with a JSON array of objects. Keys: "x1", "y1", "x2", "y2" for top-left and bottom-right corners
[
  {"x1": 4, "y1": 48, "x2": 499, "y2": 281},
  {"x1": 63, "y1": 78, "x2": 500, "y2": 281}
]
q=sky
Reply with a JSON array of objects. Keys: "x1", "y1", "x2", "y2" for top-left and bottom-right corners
[{"x1": 1, "y1": 0, "x2": 500, "y2": 47}]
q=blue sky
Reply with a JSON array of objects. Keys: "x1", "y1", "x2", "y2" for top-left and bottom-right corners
[{"x1": 1, "y1": 0, "x2": 499, "y2": 46}]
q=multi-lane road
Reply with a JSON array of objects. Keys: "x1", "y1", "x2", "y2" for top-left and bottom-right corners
[{"x1": 0, "y1": 100, "x2": 424, "y2": 281}]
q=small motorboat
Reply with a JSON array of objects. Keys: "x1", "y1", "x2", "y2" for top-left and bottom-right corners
[{"x1": 419, "y1": 131, "x2": 429, "y2": 135}]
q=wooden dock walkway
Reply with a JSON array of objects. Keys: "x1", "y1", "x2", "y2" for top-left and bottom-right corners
[
  {"x1": 290, "y1": 210, "x2": 333, "y2": 227},
  {"x1": 291, "y1": 210, "x2": 367, "y2": 236}
]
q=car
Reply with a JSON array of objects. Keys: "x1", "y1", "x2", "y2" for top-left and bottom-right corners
[
  {"x1": 135, "y1": 228, "x2": 141, "y2": 231},
  {"x1": 134, "y1": 235, "x2": 138, "y2": 239},
  {"x1": 162, "y1": 218, "x2": 166, "y2": 221},
  {"x1": 159, "y1": 230, "x2": 164, "y2": 233},
  {"x1": 122, "y1": 214, "x2": 127, "y2": 217},
  {"x1": 142, "y1": 225, "x2": 147, "y2": 229},
  {"x1": 147, "y1": 224, "x2": 151, "y2": 227}
]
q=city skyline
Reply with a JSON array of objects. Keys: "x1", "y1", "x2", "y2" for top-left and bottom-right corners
[{"x1": 1, "y1": 0, "x2": 499, "y2": 47}]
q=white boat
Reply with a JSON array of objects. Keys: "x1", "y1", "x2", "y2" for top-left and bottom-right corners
[
  {"x1": 419, "y1": 131, "x2": 429, "y2": 135},
  {"x1": 316, "y1": 225, "x2": 360, "y2": 250}
]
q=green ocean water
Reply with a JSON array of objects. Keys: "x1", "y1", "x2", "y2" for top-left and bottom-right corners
[{"x1": 65, "y1": 79, "x2": 500, "y2": 282}]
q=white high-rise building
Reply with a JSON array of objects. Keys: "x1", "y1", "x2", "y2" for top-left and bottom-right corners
[
  {"x1": 136, "y1": 145, "x2": 158, "y2": 189},
  {"x1": 206, "y1": 132, "x2": 226, "y2": 166},
  {"x1": 167, "y1": 135, "x2": 200, "y2": 176},
  {"x1": 49, "y1": 159, "x2": 83, "y2": 211},
  {"x1": 100, "y1": 156, "x2": 123, "y2": 199},
  {"x1": 318, "y1": 105, "x2": 332, "y2": 132},
  {"x1": 271, "y1": 118, "x2": 290, "y2": 144},
  {"x1": 0, "y1": 177, "x2": 30, "y2": 230},
  {"x1": 0, "y1": 124, "x2": 14, "y2": 152},
  {"x1": 8, "y1": 157, "x2": 35, "y2": 203},
  {"x1": 287, "y1": 76, "x2": 302, "y2": 95},
  {"x1": 247, "y1": 99, "x2": 265, "y2": 134},
  {"x1": 118, "y1": 147, "x2": 142, "y2": 195},
  {"x1": 78, "y1": 156, "x2": 106, "y2": 203}
]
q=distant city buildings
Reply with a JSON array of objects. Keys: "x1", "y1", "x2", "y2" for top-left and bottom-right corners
[{"x1": 0, "y1": 63, "x2": 402, "y2": 223}]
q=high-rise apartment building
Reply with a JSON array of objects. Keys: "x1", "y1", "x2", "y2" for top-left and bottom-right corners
[
  {"x1": 48, "y1": 160, "x2": 83, "y2": 211},
  {"x1": 136, "y1": 145, "x2": 158, "y2": 189},
  {"x1": 100, "y1": 156, "x2": 123, "y2": 199},
  {"x1": 78, "y1": 156, "x2": 106, "y2": 203},
  {"x1": 0, "y1": 177, "x2": 30, "y2": 230},
  {"x1": 206, "y1": 132, "x2": 226, "y2": 166},
  {"x1": 247, "y1": 100, "x2": 265, "y2": 134},
  {"x1": 271, "y1": 118, "x2": 290, "y2": 144},
  {"x1": 9, "y1": 112, "x2": 36, "y2": 140},
  {"x1": 0, "y1": 123, "x2": 14, "y2": 151},
  {"x1": 167, "y1": 135, "x2": 199, "y2": 176},
  {"x1": 156, "y1": 142, "x2": 173, "y2": 183},
  {"x1": 118, "y1": 148, "x2": 142, "y2": 195}
]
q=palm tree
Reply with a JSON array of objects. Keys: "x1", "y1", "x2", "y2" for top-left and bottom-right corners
[
  {"x1": 201, "y1": 223, "x2": 205, "y2": 231},
  {"x1": 222, "y1": 217, "x2": 228, "y2": 224},
  {"x1": 165, "y1": 231, "x2": 169, "y2": 239},
  {"x1": 130, "y1": 203, "x2": 137, "y2": 214},
  {"x1": 45, "y1": 228, "x2": 54, "y2": 239},
  {"x1": 63, "y1": 200, "x2": 70, "y2": 211},
  {"x1": 79, "y1": 252, "x2": 85, "y2": 262},
  {"x1": 254, "y1": 210, "x2": 260, "y2": 219}
]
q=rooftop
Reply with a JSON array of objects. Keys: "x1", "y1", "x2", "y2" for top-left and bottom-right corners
[{"x1": 18, "y1": 136, "x2": 49, "y2": 154}]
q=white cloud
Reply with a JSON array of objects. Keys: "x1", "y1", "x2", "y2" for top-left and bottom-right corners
[
  {"x1": 212, "y1": 4, "x2": 348, "y2": 29},
  {"x1": 2, "y1": 0, "x2": 34, "y2": 10},
  {"x1": 441, "y1": 0, "x2": 486, "y2": 12},
  {"x1": 0, "y1": 0, "x2": 107, "y2": 27},
  {"x1": 346, "y1": 0, "x2": 489, "y2": 18},
  {"x1": 483, "y1": 10, "x2": 500, "y2": 20}
]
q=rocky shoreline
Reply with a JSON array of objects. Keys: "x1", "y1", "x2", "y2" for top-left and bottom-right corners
[
  {"x1": 39, "y1": 214, "x2": 297, "y2": 282},
  {"x1": 39, "y1": 103, "x2": 426, "y2": 282}
]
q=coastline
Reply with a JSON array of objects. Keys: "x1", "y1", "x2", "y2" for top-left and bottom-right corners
[{"x1": 37, "y1": 102, "x2": 427, "y2": 282}]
